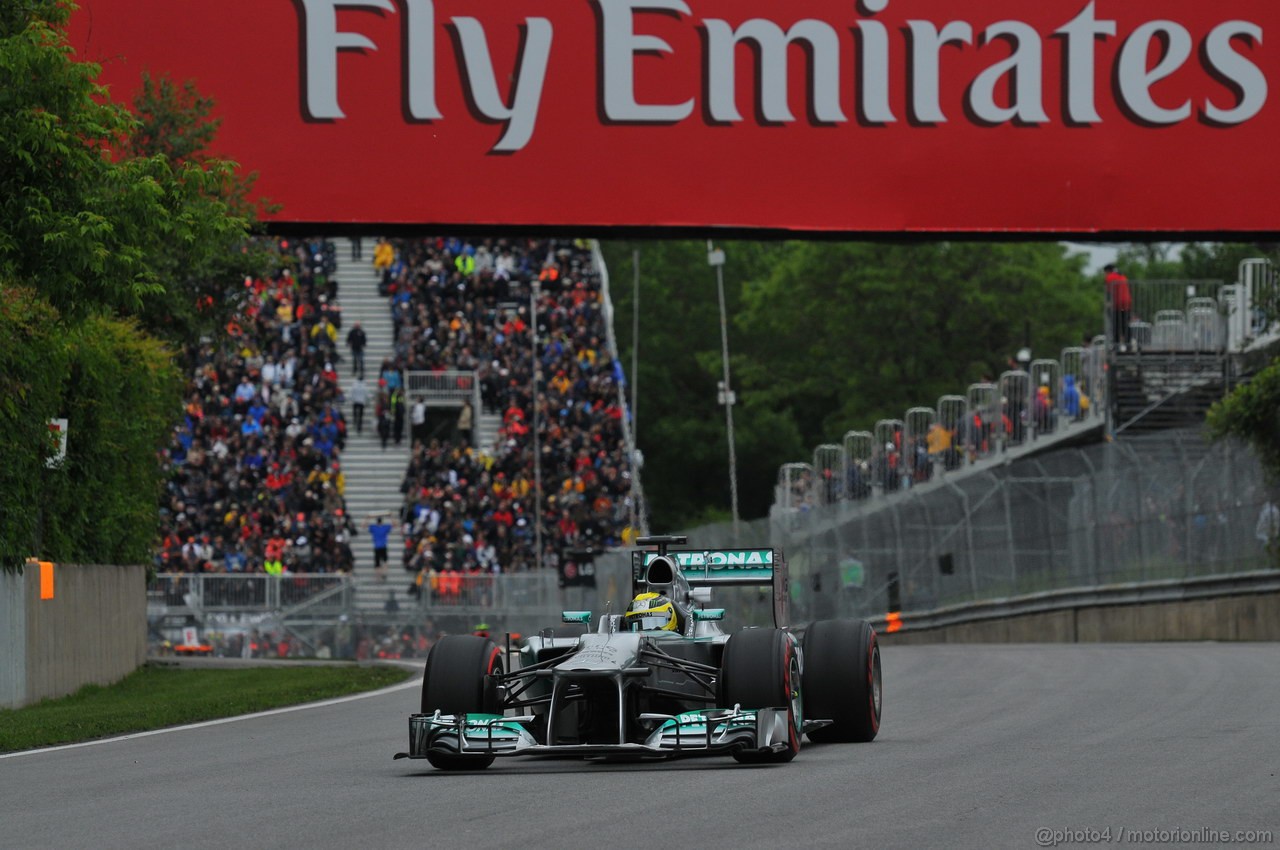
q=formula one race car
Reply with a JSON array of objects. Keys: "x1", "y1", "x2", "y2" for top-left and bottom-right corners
[{"x1": 395, "y1": 536, "x2": 881, "y2": 769}]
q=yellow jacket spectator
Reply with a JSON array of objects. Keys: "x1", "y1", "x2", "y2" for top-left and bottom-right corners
[
  {"x1": 310, "y1": 321, "x2": 338, "y2": 344},
  {"x1": 374, "y1": 239, "x2": 394, "y2": 270},
  {"x1": 926, "y1": 423, "x2": 952, "y2": 455}
]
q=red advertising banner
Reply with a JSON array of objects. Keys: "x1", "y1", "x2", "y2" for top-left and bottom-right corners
[{"x1": 69, "y1": 1, "x2": 1278, "y2": 233}]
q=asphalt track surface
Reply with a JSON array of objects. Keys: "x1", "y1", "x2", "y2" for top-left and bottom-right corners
[{"x1": 3, "y1": 644, "x2": 1278, "y2": 850}]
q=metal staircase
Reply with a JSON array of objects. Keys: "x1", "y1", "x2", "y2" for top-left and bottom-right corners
[
  {"x1": 474, "y1": 410, "x2": 502, "y2": 452},
  {"x1": 1111, "y1": 354, "x2": 1229, "y2": 435},
  {"x1": 329, "y1": 236, "x2": 412, "y2": 611}
]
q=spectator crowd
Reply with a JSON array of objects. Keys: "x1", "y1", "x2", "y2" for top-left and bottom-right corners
[
  {"x1": 155, "y1": 238, "x2": 357, "y2": 577},
  {"x1": 377, "y1": 237, "x2": 635, "y2": 593},
  {"x1": 153, "y1": 234, "x2": 637, "y2": 595}
]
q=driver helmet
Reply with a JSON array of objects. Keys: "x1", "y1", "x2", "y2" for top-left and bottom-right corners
[{"x1": 625, "y1": 592, "x2": 677, "y2": 632}]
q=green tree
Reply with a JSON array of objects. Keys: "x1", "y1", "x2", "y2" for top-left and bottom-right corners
[
  {"x1": 0, "y1": 4, "x2": 260, "y2": 336},
  {"x1": 124, "y1": 71, "x2": 275, "y2": 341},
  {"x1": 1207, "y1": 357, "x2": 1280, "y2": 481},
  {"x1": 603, "y1": 240, "x2": 801, "y2": 529},
  {"x1": 0, "y1": 4, "x2": 258, "y2": 568},
  {"x1": 736, "y1": 242, "x2": 1096, "y2": 445},
  {"x1": 603, "y1": 240, "x2": 1097, "y2": 530},
  {"x1": 125, "y1": 72, "x2": 220, "y2": 164},
  {"x1": 0, "y1": 286, "x2": 68, "y2": 567}
]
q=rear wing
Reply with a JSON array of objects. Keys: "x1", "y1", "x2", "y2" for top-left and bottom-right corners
[
  {"x1": 631, "y1": 549, "x2": 776, "y2": 586},
  {"x1": 631, "y1": 545, "x2": 790, "y2": 628}
]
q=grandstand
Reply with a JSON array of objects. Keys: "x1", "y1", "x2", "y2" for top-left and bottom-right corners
[
  {"x1": 386, "y1": 237, "x2": 635, "y2": 604},
  {"x1": 147, "y1": 247, "x2": 1279, "y2": 655},
  {"x1": 149, "y1": 235, "x2": 639, "y2": 647}
]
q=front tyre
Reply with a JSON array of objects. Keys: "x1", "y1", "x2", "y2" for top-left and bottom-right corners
[
  {"x1": 802, "y1": 619, "x2": 881, "y2": 743},
  {"x1": 421, "y1": 635, "x2": 504, "y2": 770},
  {"x1": 719, "y1": 628, "x2": 802, "y2": 764}
]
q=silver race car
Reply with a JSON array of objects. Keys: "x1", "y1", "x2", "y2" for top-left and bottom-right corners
[{"x1": 395, "y1": 535, "x2": 881, "y2": 769}]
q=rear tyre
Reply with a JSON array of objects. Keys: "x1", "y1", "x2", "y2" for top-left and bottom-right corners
[
  {"x1": 421, "y1": 635, "x2": 504, "y2": 770},
  {"x1": 719, "y1": 628, "x2": 802, "y2": 764},
  {"x1": 802, "y1": 619, "x2": 881, "y2": 743}
]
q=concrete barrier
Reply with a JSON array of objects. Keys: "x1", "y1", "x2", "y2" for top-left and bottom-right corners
[
  {"x1": 0, "y1": 563, "x2": 146, "y2": 708},
  {"x1": 879, "y1": 591, "x2": 1280, "y2": 644}
]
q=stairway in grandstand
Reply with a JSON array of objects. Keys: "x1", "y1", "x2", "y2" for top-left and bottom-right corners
[
  {"x1": 1111, "y1": 354, "x2": 1229, "y2": 434},
  {"x1": 330, "y1": 236, "x2": 411, "y2": 611},
  {"x1": 474, "y1": 409, "x2": 502, "y2": 451}
]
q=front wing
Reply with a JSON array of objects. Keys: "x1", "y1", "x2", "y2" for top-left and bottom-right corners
[{"x1": 393, "y1": 709, "x2": 830, "y2": 761}]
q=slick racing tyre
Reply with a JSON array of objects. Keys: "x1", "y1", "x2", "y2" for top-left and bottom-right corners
[
  {"x1": 719, "y1": 628, "x2": 802, "y2": 764},
  {"x1": 421, "y1": 635, "x2": 504, "y2": 770},
  {"x1": 802, "y1": 619, "x2": 881, "y2": 743}
]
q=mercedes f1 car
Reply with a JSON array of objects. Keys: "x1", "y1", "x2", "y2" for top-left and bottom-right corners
[{"x1": 395, "y1": 536, "x2": 881, "y2": 769}]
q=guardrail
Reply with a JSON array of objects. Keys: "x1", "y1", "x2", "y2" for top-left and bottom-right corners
[{"x1": 863, "y1": 569, "x2": 1280, "y2": 634}]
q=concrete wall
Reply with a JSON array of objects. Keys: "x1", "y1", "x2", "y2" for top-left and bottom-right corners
[
  {"x1": 880, "y1": 592, "x2": 1280, "y2": 645},
  {"x1": 0, "y1": 570, "x2": 27, "y2": 708},
  {"x1": 1, "y1": 564, "x2": 147, "y2": 708}
]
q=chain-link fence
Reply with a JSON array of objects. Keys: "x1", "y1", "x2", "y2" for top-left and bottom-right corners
[
  {"x1": 150, "y1": 432, "x2": 1278, "y2": 652},
  {"x1": 757, "y1": 429, "x2": 1276, "y2": 625},
  {"x1": 588, "y1": 431, "x2": 1277, "y2": 629}
]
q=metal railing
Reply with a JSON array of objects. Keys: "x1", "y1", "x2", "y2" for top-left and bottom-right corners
[
  {"x1": 147, "y1": 574, "x2": 351, "y2": 613},
  {"x1": 775, "y1": 345, "x2": 1107, "y2": 513},
  {"x1": 405, "y1": 370, "x2": 482, "y2": 410},
  {"x1": 411, "y1": 571, "x2": 560, "y2": 612},
  {"x1": 1107, "y1": 279, "x2": 1228, "y2": 354}
]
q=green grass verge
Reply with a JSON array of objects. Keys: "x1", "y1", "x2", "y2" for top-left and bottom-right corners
[{"x1": 0, "y1": 664, "x2": 411, "y2": 753}]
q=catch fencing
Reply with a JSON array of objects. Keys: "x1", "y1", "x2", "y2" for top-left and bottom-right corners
[
  {"x1": 147, "y1": 574, "x2": 350, "y2": 613},
  {"x1": 761, "y1": 429, "x2": 1277, "y2": 625},
  {"x1": 149, "y1": 432, "x2": 1277, "y2": 653}
]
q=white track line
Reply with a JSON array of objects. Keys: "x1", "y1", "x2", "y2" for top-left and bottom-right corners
[{"x1": 0, "y1": 672, "x2": 420, "y2": 760}]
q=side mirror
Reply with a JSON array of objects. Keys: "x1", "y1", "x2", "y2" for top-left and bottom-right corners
[
  {"x1": 561, "y1": 611, "x2": 591, "y2": 626},
  {"x1": 689, "y1": 587, "x2": 712, "y2": 605},
  {"x1": 692, "y1": 608, "x2": 725, "y2": 622}
]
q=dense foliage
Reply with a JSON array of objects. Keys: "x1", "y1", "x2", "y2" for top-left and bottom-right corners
[
  {"x1": 1115, "y1": 241, "x2": 1280, "y2": 285},
  {"x1": 0, "y1": 291, "x2": 180, "y2": 567},
  {"x1": 0, "y1": 4, "x2": 258, "y2": 569},
  {"x1": 602, "y1": 241, "x2": 1098, "y2": 530},
  {"x1": 0, "y1": 288, "x2": 68, "y2": 568},
  {"x1": 0, "y1": 4, "x2": 263, "y2": 340},
  {"x1": 1207, "y1": 357, "x2": 1280, "y2": 483}
]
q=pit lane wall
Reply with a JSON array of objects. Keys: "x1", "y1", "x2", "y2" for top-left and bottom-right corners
[{"x1": 0, "y1": 563, "x2": 146, "y2": 709}]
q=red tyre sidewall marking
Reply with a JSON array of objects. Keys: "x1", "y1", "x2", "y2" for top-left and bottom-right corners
[{"x1": 484, "y1": 645, "x2": 502, "y2": 711}]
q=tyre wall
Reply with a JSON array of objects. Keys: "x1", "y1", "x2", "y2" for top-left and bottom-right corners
[{"x1": 0, "y1": 563, "x2": 146, "y2": 708}]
